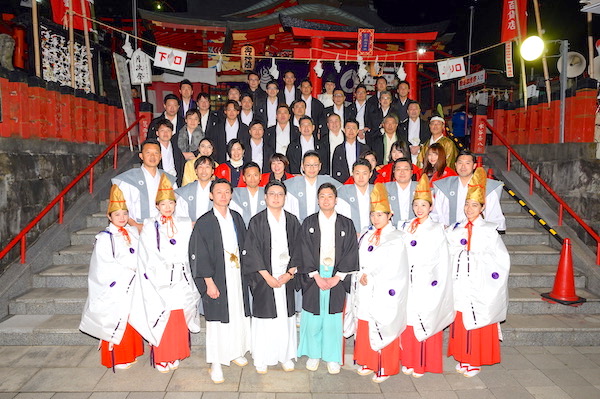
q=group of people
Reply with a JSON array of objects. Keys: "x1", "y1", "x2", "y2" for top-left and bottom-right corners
[{"x1": 79, "y1": 72, "x2": 510, "y2": 385}]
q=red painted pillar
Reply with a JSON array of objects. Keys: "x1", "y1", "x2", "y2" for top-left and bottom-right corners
[
  {"x1": 27, "y1": 76, "x2": 44, "y2": 139},
  {"x1": 12, "y1": 27, "x2": 26, "y2": 70},
  {"x1": 573, "y1": 85, "x2": 596, "y2": 142},
  {"x1": 492, "y1": 100, "x2": 506, "y2": 146},
  {"x1": 470, "y1": 105, "x2": 487, "y2": 154},
  {"x1": 0, "y1": 72, "x2": 9, "y2": 137},
  {"x1": 404, "y1": 39, "x2": 418, "y2": 101},
  {"x1": 309, "y1": 36, "x2": 324, "y2": 98},
  {"x1": 139, "y1": 102, "x2": 153, "y2": 143}
]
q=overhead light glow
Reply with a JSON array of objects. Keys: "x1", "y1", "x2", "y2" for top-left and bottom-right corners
[
  {"x1": 417, "y1": 48, "x2": 427, "y2": 55},
  {"x1": 520, "y1": 36, "x2": 545, "y2": 61}
]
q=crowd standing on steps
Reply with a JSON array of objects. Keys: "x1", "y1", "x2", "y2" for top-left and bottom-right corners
[{"x1": 80, "y1": 72, "x2": 510, "y2": 384}]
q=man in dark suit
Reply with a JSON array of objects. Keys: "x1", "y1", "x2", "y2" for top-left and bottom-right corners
[
  {"x1": 286, "y1": 116, "x2": 329, "y2": 175},
  {"x1": 394, "y1": 80, "x2": 413, "y2": 123},
  {"x1": 254, "y1": 80, "x2": 280, "y2": 129},
  {"x1": 365, "y1": 91, "x2": 399, "y2": 140},
  {"x1": 324, "y1": 88, "x2": 350, "y2": 125},
  {"x1": 330, "y1": 119, "x2": 370, "y2": 183},
  {"x1": 278, "y1": 70, "x2": 301, "y2": 106},
  {"x1": 365, "y1": 76, "x2": 389, "y2": 115},
  {"x1": 244, "y1": 71, "x2": 267, "y2": 105},
  {"x1": 196, "y1": 92, "x2": 219, "y2": 142},
  {"x1": 398, "y1": 101, "x2": 431, "y2": 164},
  {"x1": 243, "y1": 120, "x2": 275, "y2": 173},
  {"x1": 368, "y1": 114, "x2": 401, "y2": 166},
  {"x1": 265, "y1": 104, "x2": 300, "y2": 155},
  {"x1": 299, "y1": 78, "x2": 325, "y2": 133},
  {"x1": 155, "y1": 118, "x2": 186, "y2": 187},
  {"x1": 207, "y1": 100, "x2": 249, "y2": 164},
  {"x1": 148, "y1": 94, "x2": 185, "y2": 140},
  {"x1": 177, "y1": 79, "x2": 197, "y2": 119}
]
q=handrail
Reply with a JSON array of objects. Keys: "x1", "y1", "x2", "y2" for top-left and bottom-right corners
[
  {"x1": 485, "y1": 120, "x2": 600, "y2": 265},
  {"x1": 0, "y1": 116, "x2": 146, "y2": 264}
]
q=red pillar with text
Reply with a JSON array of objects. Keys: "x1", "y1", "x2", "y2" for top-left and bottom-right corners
[
  {"x1": 309, "y1": 36, "x2": 324, "y2": 98},
  {"x1": 471, "y1": 105, "x2": 487, "y2": 154}
]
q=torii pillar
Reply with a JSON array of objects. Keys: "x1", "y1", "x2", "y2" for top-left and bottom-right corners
[
  {"x1": 404, "y1": 39, "x2": 418, "y2": 98},
  {"x1": 310, "y1": 36, "x2": 324, "y2": 98}
]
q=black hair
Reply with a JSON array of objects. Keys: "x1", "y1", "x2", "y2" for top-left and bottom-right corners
[
  {"x1": 248, "y1": 119, "x2": 265, "y2": 130},
  {"x1": 298, "y1": 115, "x2": 314, "y2": 126},
  {"x1": 194, "y1": 155, "x2": 215, "y2": 170},
  {"x1": 140, "y1": 139, "x2": 161, "y2": 152},
  {"x1": 179, "y1": 79, "x2": 193, "y2": 89},
  {"x1": 345, "y1": 119, "x2": 359, "y2": 129},
  {"x1": 397, "y1": 80, "x2": 410, "y2": 88},
  {"x1": 264, "y1": 180, "x2": 287, "y2": 195},
  {"x1": 210, "y1": 178, "x2": 233, "y2": 193},
  {"x1": 457, "y1": 149, "x2": 477, "y2": 163},
  {"x1": 302, "y1": 150, "x2": 321, "y2": 163},
  {"x1": 242, "y1": 161, "x2": 261, "y2": 174},
  {"x1": 226, "y1": 139, "x2": 245, "y2": 157},
  {"x1": 163, "y1": 93, "x2": 179, "y2": 104},
  {"x1": 317, "y1": 182, "x2": 337, "y2": 197},
  {"x1": 224, "y1": 100, "x2": 241, "y2": 112},
  {"x1": 352, "y1": 158, "x2": 373, "y2": 172},
  {"x1": 155, "y1": 118, "x2": 173, "y2": 131}
]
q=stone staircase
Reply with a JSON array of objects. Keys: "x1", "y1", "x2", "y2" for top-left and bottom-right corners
[{"x1": 0, "y1": 193, "x2": 599, "y2": 347}]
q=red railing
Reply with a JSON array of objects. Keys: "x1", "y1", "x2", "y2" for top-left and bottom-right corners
[
  {"x1": 486, "y1": 120, "x2": 600, "y2": 265},
  {"x1": 0, "y1": 116, "x2": 145, "y2": 264}
]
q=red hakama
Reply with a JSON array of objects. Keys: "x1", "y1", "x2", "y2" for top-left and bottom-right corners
[
  {"x1": 354, "y1": 319, "x2": 400, "y2": 376},
  {"x1": 399, "y1": 325, "x2": 443, "y2": 374},
  {"x1": 447, "y1": 311, "x2": 501, "y2": 367},
  {"x1": 100, "y1": 322, "x2": 144, "y2": 368},
  {"x1": 152, "y1": 309, "x2": 191, "y2": 363}
]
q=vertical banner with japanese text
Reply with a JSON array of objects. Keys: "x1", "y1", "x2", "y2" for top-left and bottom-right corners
[{"x1": 501, "y1": 0, "x2": 527, "y2": 43}]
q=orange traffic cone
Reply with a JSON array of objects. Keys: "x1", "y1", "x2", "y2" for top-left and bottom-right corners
[{"x1": 541, "y1": 238, "x2": 587, "y2": 306}]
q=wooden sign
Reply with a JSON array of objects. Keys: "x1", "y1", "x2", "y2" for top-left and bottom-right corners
[
  {"x1": 241, "y1": 45, "x2": 255, "y2": 71},
  {"x1": 357, "y1": 29, "x2": 374, "y2": 56}
]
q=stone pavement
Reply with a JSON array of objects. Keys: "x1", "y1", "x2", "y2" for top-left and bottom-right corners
[{"x1": 1, "y1": 344, "x2": 599, "y2": 399}]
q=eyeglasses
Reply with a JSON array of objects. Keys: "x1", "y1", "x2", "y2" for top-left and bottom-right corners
[
  {"x1": 333, "y1": 94, "x2": 345, "y2": 97},
  {"x1": 266, "y1": 192, "x2": 285, "y2": 197}
]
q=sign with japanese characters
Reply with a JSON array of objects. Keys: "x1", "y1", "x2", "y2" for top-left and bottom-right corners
[
  {"x1": 437, "y1": 57, "x2": 466, "y2": 81},
  {"x1": 501, "y1": 0, "x2": 527, "y2": 42},
  {"x1": 458, "y1": 70, "x2": 486, "y2": 90},
  {"x1": 129, "y1": 49, "x2": 152, "y2": 84},
  {"x1": 357, "y1": 29, "x2": 375, "y2": 56},
  {"x1": 241, "y1": 45, "x2": 255, "y2": 71},
  {"x1": 154, "y1": 45, "x2": 187, "y2": 73}
]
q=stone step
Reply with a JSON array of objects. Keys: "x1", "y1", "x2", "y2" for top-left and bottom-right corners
[
  {"x1": 87, "y1": 213, "x2": 109, "y2": 228},
  {"x1": 33, "y1": 264, "x2": 89, "y2": 289},
  {"x1": 508, "y1": 287, "x2": 600, "y2": 314},
  {"x1": 500, "y1": 199, "x2": 526, "y2": 214},
  {"x1": 71, "y1": 227, "x2": 103, "y2": 246},
  {"x1": 504, "y1": 212, "x2": 537, "y2": 229},
  {"x1": 509, "y1": 264, "x2": 586, "y2": 288},
  {"x1": 9, "y1": 288, "x2": 88, "y2": 315},
  {"x1": 52, "y1": 245, "x2": 93, "y2": 265},
  {"x1": 0, "y1": 314, "x2": 206, "y2": 346},
  {"x1": 501, "y1": 313, "x2": 600, "y2": 346},
  {"x1": 502, "y1": 227, "x2": 549, "y2": 246},
  {"x1": 506, "y1": 244, "x2": 561, "y2": 265}
]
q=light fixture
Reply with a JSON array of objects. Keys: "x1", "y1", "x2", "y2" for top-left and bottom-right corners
[
  {"x1": 155, "y1": 2, "x2": 163, "y2": 10},
  {"x1": 520, "y1": 36, "x2": 545, "y2": 61},
  {"x1": 417, "y1": 48, "x2": 426, "y2": 55}
]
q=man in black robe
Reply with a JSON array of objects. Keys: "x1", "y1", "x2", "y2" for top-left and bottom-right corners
[
  {"x1": 188, "y1": 178, "x2": 250, "y2": 384},
  {"x1": 297, "y1": 182, "x2": 359, "y2": 375}
]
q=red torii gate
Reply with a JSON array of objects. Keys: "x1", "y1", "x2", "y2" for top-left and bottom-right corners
[{"x1": 289, "y1": 27, "x2": 438, "y2": 100}]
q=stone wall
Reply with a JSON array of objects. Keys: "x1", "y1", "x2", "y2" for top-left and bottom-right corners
[
  {"x1": 509, "y1": 143, "x2": 600, "y2": 246},
  {"x1": 0, "y1": 138, "x2": 112, "y2": 272}
]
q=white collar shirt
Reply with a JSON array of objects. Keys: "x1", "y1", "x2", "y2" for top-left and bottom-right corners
[
  {"x1": 225, "y1": 119, "x2": 239, "y2": 143},
  {"x1": 300, "y1": 135, "x2": 315, "y2": 158},
  {"x1": 160, "y1": 142, "x2": 176, "y2": 177},
  {"x1": 276, "y1": 123, "x2": 291, "y2": 155},
  {"x1": 266, "y1": 98, "x2": 278, "y2": 127},
  {"x1": 396, "y1": 182, "x2": 412, "y2": 222},
  {"x1": 345, "y1": 141, "x2": 357, "y2": 172}
]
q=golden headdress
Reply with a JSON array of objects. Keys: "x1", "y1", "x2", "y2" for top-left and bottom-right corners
[
  {"x1": 155, "y1": 174, "x2": 176, "y2": 203},
  {"x1": 466, "y1": 167, "x2": 487, "y2": 204},
  {"x1": 413, "y1": 174, "x2": 433, "y2": 204},
  {"x1": 107, "y1": 184, "x2": 128, "y2": 215},
  {"x1": 370, "y1": 183, "x2": 391, "y2": 213}
]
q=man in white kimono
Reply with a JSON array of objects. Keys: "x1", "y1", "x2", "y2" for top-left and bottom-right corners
[
  {"x1": 335, "y1": 158, "x2": 374, "y2": 234},
  {"x1": 431, "y1": 149, "x2": 505, "y2": 231},
  {"x1": 242, "y1": 180, "x2": 301, "y2": 373},
  {"x1": 112, "y1": 139, "x2": 176, "y2": 232},
  {"x1": 189, "y1": 178, "x2": 251, "y2": 384},
  {"x1": 384, "y1": 157, "x2": 417, "y2": 226}
]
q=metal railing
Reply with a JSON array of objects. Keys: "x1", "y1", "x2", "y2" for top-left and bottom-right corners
[
  {"x1": 485, "y1": 120, "x2": 600, "y2": 265},
  {"x1": 0, "y1": 116, "x2": 145, "y2": 264}
]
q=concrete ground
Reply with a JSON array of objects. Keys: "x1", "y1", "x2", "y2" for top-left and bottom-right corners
[{"x1": 1, "y1": 344, "x2": 599, "y2": 399}]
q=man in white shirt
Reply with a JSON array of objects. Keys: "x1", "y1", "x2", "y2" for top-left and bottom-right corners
[
  {"x1": 324, "y1": 88, "x2": 347, "y2": 125},
  {"x1": 384, "y1": 157, "x2": 417, "y2": 225},
  {"x1": 431, "y1": 149, "x2": 505, "y2": 230},
  {"x1": 148, "y1": 94, "x2": 185, "y2": 140},
  {"x1": 299, "y1": 78, "x2": 325, "y2": 131},
  {"x1": 230, "y1": 162, "x2": 266, "y2": 226},
  {"x1": 347, "y1": 84, "x2": 369, "y2": 143},
  {"x1": 155, "y1": 119, "x2": 185, "y2": 186},
  {"x1": 260, "y1": 80, "x2": 279, "y2": 128},
  {"x1": 111, "y1": 139, "x2": 176, "y2": 232},
  {"x1": 239, "y1": 94, "x2": 255, "y2": 126},
  {"x1": 399, "y1": 101, "x2": 431, "y2": 165},
  {"x1": 266, "y1": 104, "x2": 299, "y2": 155},
  {"x1": 208, "y1": 100, "x2": 249, "y2": 164},
  {"x1": 175, "y1": 155, "x2": 214, "y2": 221},
  {"x1": 291, "y1": 99, "x2": 306, "y2": 128},
  {"x1": 286, "y1": 116, "x2": 328, "y2": 175},
  {"x1": 395, "y1": 80, "x2": 412, "y2": 122},
  {"x1": 197, "y1": 92, "x2": 219, "y2": 136},
  {"x1": 243, "y1": 120, "x2": 274, "y2": 173},
  {"x1": 278, "y1": 70, "x2": 300, "y2": 106},
  {"x1": 330, "y1": 119, "x2": 369, "y2": 183},
  {"x1": 178, "y1": 79, "x2": 196, "y2": 119},
  {"x1": 322, "y1": 113, "x2": 345, "y2": 171},
  {"x1": 335, "y1": 158, "x2": 373, "y2": 233},
  {"x1": 368, "y1": 114, "x2": 400, "y2": 166}
]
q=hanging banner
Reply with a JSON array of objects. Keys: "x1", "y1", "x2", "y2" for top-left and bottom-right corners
[
  {"x1": 130, "y1": 49, "x2": 152, "y2": 85},
  {"x1": 50, "y1": 0, "x2": 93, "y2": 31},
  {"x1": 241, "y1": 45, "x2": 255, "y2": 71},
  {"x1": 505, "y1": 42, "x2": 514, "y2": 78},
  {"x1": 458, "y1": 69, "x2": 486, "y2": 90},
  {"x1": 500, "y1": 0, "x2": 527, "y2": 42},
  {"x1": 154, "y1": 45, "x2": 187, "y2": 73},
  {"x1": 357, "y1": 28, "x2": 375, "y2": 56},
  {"x1": 437, "y1": 57, "x2": 467, "y2": 81}
]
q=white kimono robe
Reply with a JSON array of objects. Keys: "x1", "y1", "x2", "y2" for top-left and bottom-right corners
[
  {"x1": 80, "y1": 223, "x2": 139, "y2": 345},
  {"x1": 399, "y1": 217, "x2": 455, "y2": 342},
  {"x1": 132, "y1": 215, "x2": 201, "y2": 346},
  {"x1": 349, "y1": 223, "x2": 409, "y2": 351},
  {"x1": 446, "y1": 216, "x2": 510, "y2": 330}
]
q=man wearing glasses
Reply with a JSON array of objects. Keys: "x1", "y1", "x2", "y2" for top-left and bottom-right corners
[{"x1": 384, "y1": 157, "x2": 417, "y2": 225}]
